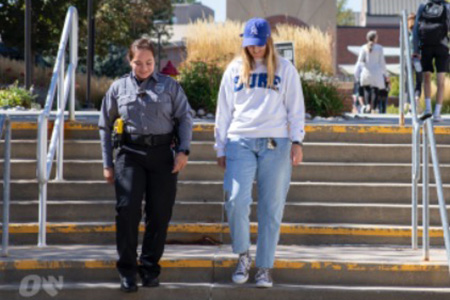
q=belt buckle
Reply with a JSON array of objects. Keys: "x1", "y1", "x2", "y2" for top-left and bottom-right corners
[{"x1": 144, "y1": 135, "x2": 154, "y2": 146}]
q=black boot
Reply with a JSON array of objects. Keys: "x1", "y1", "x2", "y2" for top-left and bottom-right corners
[{"x1": 120, "y1": 275, "x2": 138, "y2": 293}]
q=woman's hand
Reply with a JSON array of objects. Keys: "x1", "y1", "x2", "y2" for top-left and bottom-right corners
[
  {"x1": 172, "y1": 152, "x2": 188, "y2": 173},
  {"x1": 103, "y1": 167, "x2": 114, "y2": 184},
  {"x1": 217, "y1": 156, "x2": 226, "y2": 169},
  {"x1": 291, "y1": 144, "x2": 303, "y2": 166}
]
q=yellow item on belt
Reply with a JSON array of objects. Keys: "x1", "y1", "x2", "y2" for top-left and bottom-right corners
[{"x1": 114, "y1": 118, "x2": 124, "y2": 134}]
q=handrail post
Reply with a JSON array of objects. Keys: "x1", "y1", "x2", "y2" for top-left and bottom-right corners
[
  {"x1": 426, "y1": 119, "x2": 450, "y2": 274},
  {"x1": 422, "y1": 121, "x2": 430, "y2": 261},
  {"x1": 69, "y1": 8, "x2": 78, "y2": 121},
  {"x1": 399, "y1": 15, "x2": 405, "y2": 126},
  {"x1": 1, "y1": 116, "x2": 11, "y2": 257},
  {"x1": 56, "y1": 53, "x2": 65, "y2": 181},
  {"x1": 411, "y1": 123, "x2": 419, "y2": 250},
  {"x1": 38, "y1": 117, "x2": 48, "y2": 247}
]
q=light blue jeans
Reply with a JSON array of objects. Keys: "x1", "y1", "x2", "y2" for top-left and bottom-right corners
[{"x1": 224, "y1": 137, "x2": 292, "y2": 268}]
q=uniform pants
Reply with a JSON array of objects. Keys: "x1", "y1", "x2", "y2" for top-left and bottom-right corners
[
  {"x1": 114, "y1": 144, "x2": 177, "y2": 278},
  {"x1": 224, "y1": 137, "x2": 292, "y2": 268}
]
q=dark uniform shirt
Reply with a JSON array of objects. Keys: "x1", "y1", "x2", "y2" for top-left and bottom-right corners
[{"x1": 99, "y1": 72, "x2": 193, "y2": 168}]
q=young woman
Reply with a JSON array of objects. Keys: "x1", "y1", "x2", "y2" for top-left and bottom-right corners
[
  {"x1": 214, "y1": 18, "x2": 305, "y2": 288},
  {"x1": 355, "y1": 30, "x2": 389, "y2": 113},
  {"x1": 99, "y1": 37, "x2": 192, "y2": 292}
]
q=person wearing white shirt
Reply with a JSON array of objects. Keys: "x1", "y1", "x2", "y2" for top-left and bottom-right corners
[
  {"x1": 355, "y1": 30, "x2": 389, "y2": 113},
  {"x1": 214, "y1": 18, "x2": 305, "y2": 288}
]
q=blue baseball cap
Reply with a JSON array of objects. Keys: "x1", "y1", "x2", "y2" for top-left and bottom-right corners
[{"x1": 240, "y1": 18, "x2": 271, "y2": 47}]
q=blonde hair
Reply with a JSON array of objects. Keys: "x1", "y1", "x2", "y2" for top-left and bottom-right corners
[{"x1": 239, "y1": 37, "x2": 278, "y2": 89}]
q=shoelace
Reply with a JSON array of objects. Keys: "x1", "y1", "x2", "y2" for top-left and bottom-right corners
[
  {"x1": 235, "y1": 255, "x2": 250, "y2": 274},
  {"x1": 256, "y1": 268, "x2": 270, "y2": 281}
]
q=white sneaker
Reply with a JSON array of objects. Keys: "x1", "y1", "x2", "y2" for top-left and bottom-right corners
[
  {"x1": 255, "y1": 268, "x2": 273, "y2": 288},
  {"x1": 433, "y1": 114, "x2": 443, "y2": 122},
  {"x1": 424, "y1": 108, "x2": 432, "y2": 116},
  {"x1": 232, "y1": 252, "x2": 252, "y2": 284}
]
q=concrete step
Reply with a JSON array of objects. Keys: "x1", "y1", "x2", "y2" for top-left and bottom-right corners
[
  {"x1": 3, "y1": 140, "x2": 450, "y2": 164},
  {"x1": 1, "y1": 180, "x2": 447, "y2": 204},
  {"x1": 0, "y1": 245, "x2": 449, "y2": 287},
  {"x1": 193, "y1": 124, "x2": 450, "y2": 144},
  {"x1": 8, "y1": 121, "x2": 450, "y2": 143},
  {"x1": 2, "y1": 222, "x2": 448, "y2": 246},
  {"x1": 4, "y1": 160, "x2": 450, "y2": 183},
  {"x1": 2, "y1": 283, "x2": 450, "y2": 300},
  {"x1": 0, "y1": 140, "x2": 217, "y2": 161},
  {"x1": 3, "y1": 200, "x2": 450, "y2": 226}
]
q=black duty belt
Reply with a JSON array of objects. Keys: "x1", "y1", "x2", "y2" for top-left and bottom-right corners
[{"x1": 124, "y1": 133, "x2": 173, "y2": 147}]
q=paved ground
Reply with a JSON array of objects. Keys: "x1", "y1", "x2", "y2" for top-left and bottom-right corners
[
  {"x1": 2, "y1": 111, "x2": 450, "y2": 127},
  {"x1": 1, "y1": 245, "x2": 448, "y2": 266}
]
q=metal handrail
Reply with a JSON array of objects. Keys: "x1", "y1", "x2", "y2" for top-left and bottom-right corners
[
  {"x1": 0, "y1": 115, "x2": 11, "y2": 256},
  {"x1": 401, "y1": 10, "x2": 450, "y2": 272},
  {"x1": 37, "y1": 6, "x2": 78, "y2": 247}
]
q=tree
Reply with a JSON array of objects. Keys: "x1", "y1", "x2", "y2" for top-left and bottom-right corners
[
  {"x1": 0, "y1": 0, "x2": 172, "y2": 64},
  {"x1": 337, "y1": 0, "x2": 355, "y2": 26},
  {"x1": 94, "y1": 0, "x2": 172, "y2": 56},
  {"x1": 0, "y1": 0, "x2": 88, "y2": 58}
]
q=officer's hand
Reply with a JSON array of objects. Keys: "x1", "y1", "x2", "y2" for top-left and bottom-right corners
[
  {"x1": 291, "y1": 144, "x2": 303, "y2": 166},
  {"x1": 172, "y1": 152, "x2": 188, "y2": 173},
  {"x1": 217, "y1": 156, "x2": 226, "y2": 169},
  {"x1": 103, "y1": 167, "x2": 114, "y2": 184}
]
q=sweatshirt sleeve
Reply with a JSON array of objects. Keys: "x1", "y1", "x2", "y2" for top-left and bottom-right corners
[
  {"x1": 214, "y1": 64, "x2": 235, "y2": 157},
  {"x1": 285, "y1": 63, "x2": 305, "y2": 143},
  {"x1": 412, "y1": 4, "x2": 423, "y2": 54}
]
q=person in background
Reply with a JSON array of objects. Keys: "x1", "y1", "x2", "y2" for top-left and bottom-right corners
[
  {"x1": 412, "y1": 0, "x2": 450, "y2": 122},
  {"x1": 377, "y1": 75, "x2": 390, "y2": 114},
  {"x1": 353, "y1": 61, "x2": 365, "y2": 114},
  {"x1": 214, "y1": 18, "x2": 305, "y2": 288},
  {"x1": 99, "y1": 37, "x2": 192, "y2": 293},
  {"x1": 405, "y1": 12, "x2": 423, "y2": 115},
  {"x1": 355, "y1": 30, "x2": 389, "y2": 113}
]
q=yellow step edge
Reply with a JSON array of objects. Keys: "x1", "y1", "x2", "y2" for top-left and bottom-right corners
[
  {"x1": 10, "y1": 122, "x2": 450, "y2": 135},
  {"x1": 0, "y1": 259, "x2": 445, "y2": 273},
  {"x1": 3, "y1": 223, "x2": 444, "y2": 238}
]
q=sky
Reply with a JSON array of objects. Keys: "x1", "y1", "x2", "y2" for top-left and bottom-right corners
[{"x1": 199, "y1": 0, "x2": 362, "y2": 23}]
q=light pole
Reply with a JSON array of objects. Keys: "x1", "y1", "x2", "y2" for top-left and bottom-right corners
[
  {"x1": 25, "y1": 0, "x2": 32, "y2": 90},
  {"x1": 86, "y1": 0, "x2": 95, "y2": 108},
  {"x1": 153, "y1": 20, "x2": 168, "y2": 72}
]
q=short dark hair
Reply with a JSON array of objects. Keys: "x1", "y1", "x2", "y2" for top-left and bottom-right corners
[{"x1": 127, "y1": 38, "x2": 155, "y2": 61}]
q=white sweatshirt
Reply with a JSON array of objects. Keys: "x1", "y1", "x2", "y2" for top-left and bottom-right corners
[{"x1": 214, "y1": 56, "x2": 305, "y2": 157}]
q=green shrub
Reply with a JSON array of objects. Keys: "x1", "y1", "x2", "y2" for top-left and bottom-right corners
[
  {"x1": 300, "y1": 72, "x2": 344, "y2": 117},
  {"x1": 389, "y1": 76, "x2": 399, "y2": 97},
  {"x1": 386, "y1": 104, "x2": 399, "y2": 114},
  {"x1": 178, "y1": 61, "x2": 223, "y2": 112},
  {"x1": 0, "y1": 82, "x2": 36, "y2": 108}
]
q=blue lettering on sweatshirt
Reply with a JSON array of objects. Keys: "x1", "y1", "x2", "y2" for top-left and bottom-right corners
[{"x1": 234, "y1": 74, "x2": 281, "y2": 92}]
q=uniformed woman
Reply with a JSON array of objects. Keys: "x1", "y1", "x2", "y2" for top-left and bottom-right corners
[{"x1": 99, "y1": 37, "x2": 193, "y2": 293}]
